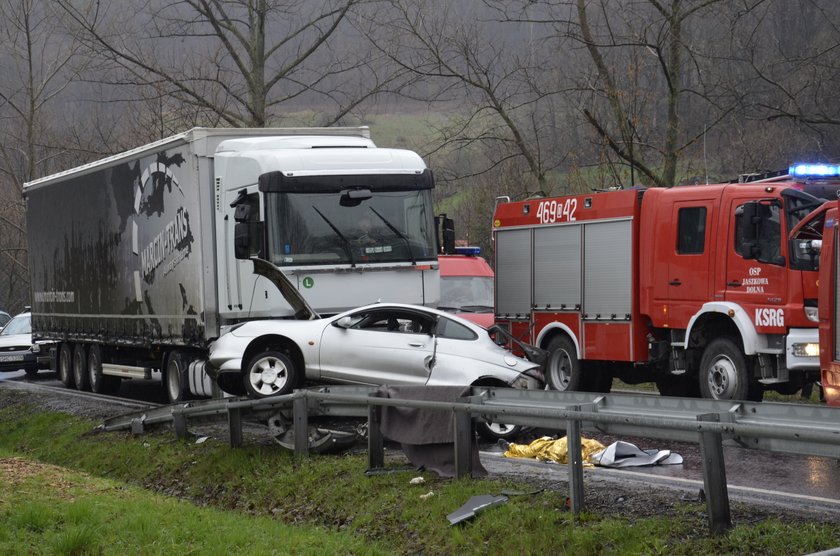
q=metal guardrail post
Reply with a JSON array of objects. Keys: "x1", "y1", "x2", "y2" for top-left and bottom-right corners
[
  {"x1": 172, "y1": 405, "x2": 188, "y2": 440},
  {"x1": 228, "y1": 407, "x2": 243, "y2": 448},
  {"x1": 453, "y1": 406, "x2": 473, "y2": 479},
  {"x1": 697, "y1": 413, "x2": 732, "y2": 534},
  {"x1": 567, "y1": 405, "x2": 585, "y2": 515},
  {"x1": 367, "y1": 397, "x2": 384, "y2": 469},
  {"x1": 293, "y1": 393, "x2": 309, "y2": 456}
]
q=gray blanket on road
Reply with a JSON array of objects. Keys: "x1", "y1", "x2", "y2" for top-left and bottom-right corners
[{"x1": 376, "y1": 385, "x2": 487, "y2": 478}]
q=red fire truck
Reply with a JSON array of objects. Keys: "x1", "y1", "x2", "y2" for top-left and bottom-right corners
[
  {"x1": 818, "y1": 199, "x2": 840, "y2": 406},
  {"x1": 493, "y1": 165, "x2": 839, "y2": 400}
]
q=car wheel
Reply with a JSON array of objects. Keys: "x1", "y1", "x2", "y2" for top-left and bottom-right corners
[
  {"x1": 58, "y1": 343, "x2": 75, "y2": 389},
  {"x1": 545, "y1": 335, "x2": 582, "y2": 392},
  {"x1": 73, "y1": 344, "x2": 90, "y2": 391},
  {"x1": 164, "y1": 351, "x2": 192, "y2": 403},
  {"x1": 476, "y1": 421, "x2": 521, "y2": 442},
  {"x1": 88, "y1": 344, "x2": 119, "y2": 395},
  {"x1": 698, "y1": 337, "x2": 762, "y2": 401},
  {"x1": 243, "y1": 350, "x2": 299, "y2": 398}
]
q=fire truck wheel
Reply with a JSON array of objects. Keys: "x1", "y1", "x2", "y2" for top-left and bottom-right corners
[
  {"x1": 58, "y1": 343, "x2": 75, "y2": 389},
  {"x1": 545, "y1": 335, "x2": 582, "y2": 392},
  {"x1": 243, "y1": 350, "x2": 299, "y2": 398},
  {"x1": 655, "y1": 375, "x2": 701, "y2": 398},
  {"x1": 72, "y1": 344, "x2": 91, "y2": 392},
  {"x1": 699, "y1": 337, "x2": 754, "y2": 401}
]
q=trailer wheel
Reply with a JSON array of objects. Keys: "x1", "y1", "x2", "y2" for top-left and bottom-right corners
[
  {"x1": 698, "y1": 337, "x2": 761, "y2": 401},
  {"x1": 243, "y1": 350, "x2": 299, "y2": 398},
  {"x1": 545, "y1": 335, "x2": 582, "y2": 392},
  {"x1": 58, "y1": 343, "x2": 75, "y2": 389},
  {"x1": 88, "y1": 345, "x2": 119, "y2": 395},
  {"x1": 72, "y1": 344, "x2": 90, "y2": 391},
  {"x1": 164, "y1": 351, "x2": 192, "y2": 403}
]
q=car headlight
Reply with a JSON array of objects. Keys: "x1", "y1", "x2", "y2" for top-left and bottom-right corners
[
  {"x1": 511, "y1": 368, "x2": 544, "y2": 390},
  {"x1": 30, "y1": 344, "x2": 40, "y2": 354},
  {"x1": 804, "y1": 306, "x2": 818, "y2": 323}
]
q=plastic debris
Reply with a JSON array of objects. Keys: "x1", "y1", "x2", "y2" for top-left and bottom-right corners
[
  {"x1": 420, "y1": 491, "x2": 434, "y2": 500},
  {"x1": 447, "y1": 494, "x2": 508, "y2": 525},
  {"x1": 409, "y1": 476, "x2": 426, "y2": 485}
]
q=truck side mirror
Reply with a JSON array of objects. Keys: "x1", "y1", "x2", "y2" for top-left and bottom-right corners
[{"x1": 234, "y1": 222, "x2": 250, "y2": 259}]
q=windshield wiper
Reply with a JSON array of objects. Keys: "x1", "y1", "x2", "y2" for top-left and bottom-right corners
[
  {"x1": 369, "y1": 207, "x2": 416, "y2": 265},
  {"x1": 311, "y1": 206, "x2": 356, "y2": 267}
]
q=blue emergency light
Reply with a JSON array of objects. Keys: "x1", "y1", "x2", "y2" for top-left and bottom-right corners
[
  {"x1": 789, "y1": 163, "x2": 840, "y2": 178},
  {"x1": 454, "y1": 246, "x2": 481, "y2": 256}
]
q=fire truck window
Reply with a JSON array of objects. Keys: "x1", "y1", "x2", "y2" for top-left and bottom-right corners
[{"x1": 677, "y1": 207, "x2": 706, "y2": 255}]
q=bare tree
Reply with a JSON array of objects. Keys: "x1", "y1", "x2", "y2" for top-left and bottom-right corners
[
  {"x1": 57, "y1": 0, "x2": 413, "y2": 130},
  {"x1": 0, "y1": 0, "x2": 87, "y2": 312}
]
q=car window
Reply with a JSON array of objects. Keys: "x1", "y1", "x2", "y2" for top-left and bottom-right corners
[
  {"x1": 349, "y1": 310, "x2": 434, "y2": 334},
  {"x1": 0, "y1": 312, "x2": 10, "y2": 327},
  {"x1": 435, "y1": 317, "x2": 478, "y2": 341},
  {"x1": 0, "y1": 315, "x2": 31, "y2": 336}
]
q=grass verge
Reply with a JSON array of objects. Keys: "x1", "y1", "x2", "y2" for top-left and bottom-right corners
[{"x1": 0, "y1": 396, "x2": 838, "y2": 555}]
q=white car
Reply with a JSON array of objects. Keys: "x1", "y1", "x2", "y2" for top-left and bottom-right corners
[
  {"x1": 0, "y1": 312, "x2": 49, "y2": 377},
  {"x1": 208, "y1": 302, "x2": 544, "y2": 438}
]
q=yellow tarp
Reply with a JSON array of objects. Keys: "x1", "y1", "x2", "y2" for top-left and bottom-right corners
[{"x1": 503, "y1": 436, "x2": 606, "y2": 465}]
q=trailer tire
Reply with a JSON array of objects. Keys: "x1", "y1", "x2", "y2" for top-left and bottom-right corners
[
  {"x1": 88, "y1": 345, "x2": 119, "y2": 395},
  {"x1": 545, "y1": 335, "x2": 582, "y2": 392},
  {"x1": 243, "y1": 350, "x2": 299, "y2": 398},
  {"x1": 698, "y1": 337, "x2": 762, "y2": 401},
  {"x1": 58, "y1": 343, "x2": 75, "y2": 389},
  {"x1": 164, "y1": 351, "x2": 192, "y2": 403},
  {"x1": 72, "y1": 344, "x2": 90, "y2": 392}
]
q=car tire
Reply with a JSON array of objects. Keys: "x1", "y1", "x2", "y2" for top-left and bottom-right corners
[
  {"x1": 476, "y1": 421, "x2": 521, "y2": 442},
  {"x1": 58, "y1": 343, "x2": 75, "y2": 389},
  {"x1": 73, "y1": 344, "x2": 90, "y2": 392},
  {"x1": 243, "y1": 350, "x2": 299, "y2": 398},
  {"x1": 698, "y1": 337, "x2": 762, "y2": 401},
  {"x1": 164, "y1": 351, "x2": 192, "y2": 403},
  {"x1": 88, "y1": 344, "x2": 119, "y2": 395},
  {"x1": 545, "y1": 335, "x2": 582, "y2": 392}
]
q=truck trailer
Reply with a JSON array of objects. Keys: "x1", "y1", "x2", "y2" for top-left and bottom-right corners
[
  {"x1": 492, "y1": 165, "x2": 839, "y2": 400},
  {"x1": 24, "y1": 127, "x2": 439, "y2": 402}
]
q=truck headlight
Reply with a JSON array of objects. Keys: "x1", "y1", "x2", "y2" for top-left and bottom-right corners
[
  {"x1": 804, "y1": 306, "x2": 818, "y2": 323},
  {"x1": 791, "y1": 343, "x2": 820, "y2": 357}
]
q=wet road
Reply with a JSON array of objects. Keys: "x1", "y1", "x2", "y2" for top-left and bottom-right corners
[{"x1": 3, "y1": 368, "x2": 840, "y2": 506}]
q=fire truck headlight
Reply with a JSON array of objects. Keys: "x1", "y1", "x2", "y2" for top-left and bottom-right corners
[
  {"x1": 791, "y1": 342, "x2": 820, "y2": 358},
  {"x1": 804, "y1": 306, "x2": 819, "y2": 323}
]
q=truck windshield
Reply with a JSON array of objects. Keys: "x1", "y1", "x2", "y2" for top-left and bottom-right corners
[
  {"x1": 265, "y1": 189, "x2": 436, "y2": 266},
  {"x1": 439, "y1": 276, "x2": 494, "y2": 313},
  {"x1": 784, "y1": 189, "x2": 826, "y2": 271}
]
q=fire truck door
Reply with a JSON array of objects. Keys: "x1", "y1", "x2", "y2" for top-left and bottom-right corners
[
  {"x1": 659, "y1": 202, "x2": 714, "y2": 327},
  {"x1": 723, "y1": 198, "x2": 787, "y2": 320}
]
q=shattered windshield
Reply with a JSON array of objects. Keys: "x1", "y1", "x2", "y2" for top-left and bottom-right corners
[{"x1": 265, "y1": 189, "x2": 436, "y2": 266}]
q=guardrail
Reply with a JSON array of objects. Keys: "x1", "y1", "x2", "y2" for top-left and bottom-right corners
[{"x1": 103, "y1": 386, "x2": 840, "y2": 535}]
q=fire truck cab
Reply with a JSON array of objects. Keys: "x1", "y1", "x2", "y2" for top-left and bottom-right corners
[{"x1": 494, "y1": 167, "x2": 836, "y2": 400}]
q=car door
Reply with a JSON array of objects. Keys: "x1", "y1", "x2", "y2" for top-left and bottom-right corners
[{"x1": 318, "y1": 308, "x2": 435, "y2": 385}]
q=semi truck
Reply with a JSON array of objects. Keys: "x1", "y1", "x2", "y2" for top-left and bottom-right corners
[
  {"x1": 492, "y1": 165, "x2": 840, "y2": 401},
  {"x1": 24, "y1": 127, "x2": 439, "y2": 402}
]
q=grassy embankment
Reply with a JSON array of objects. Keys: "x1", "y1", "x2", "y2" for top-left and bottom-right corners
[{"x1": 0, "y1": 398, "x2": 838, "y2": 555}]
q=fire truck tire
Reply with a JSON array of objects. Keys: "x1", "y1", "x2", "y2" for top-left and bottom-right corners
[
  {"x1": 58, "y1": 343, "x2": 75, "y2": 389},
  {"x1": 655, "y1": 375, "x2": 701, "y2": 398},
  {"x1": 582, "y1": 362, "x2": 613, "y2": 393},
  {"x1": 243, "y1": 350, "x2": 300, "y2": 398},
  {"x1": 698, "y1": 337, "x2": 756, "y2": 401},
  {"x1": 545, "y1": 335, "x2": 582, "y2": 392},
  {"x1": 72, "y1": 344, "x2": 91, "y2": 392}
]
